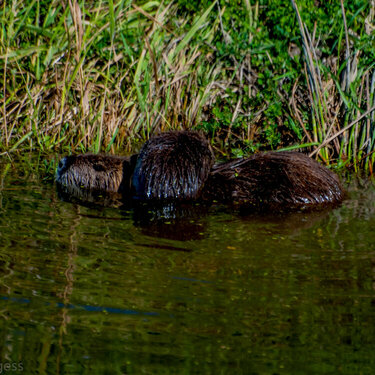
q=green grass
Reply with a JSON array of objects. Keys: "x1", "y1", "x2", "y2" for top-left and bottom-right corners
[
  {"x1": 1, "y1": 0, "x2": 375, "y2": 172},
  {"x1": 290, "y1": 0, "x2": 375, "y2": 171},
  {"x1": 0, "y1": 0, "x2": 222, "y2": 154}
]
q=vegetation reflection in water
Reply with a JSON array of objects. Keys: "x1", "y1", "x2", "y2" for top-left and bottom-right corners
[{"x1": 1, "y1": 160, "x2": 375, "y2": 374}]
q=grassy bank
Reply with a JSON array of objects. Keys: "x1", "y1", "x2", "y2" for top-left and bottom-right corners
[{"x1": 1, "y1": 0, "x2": 374, "y2": 172}]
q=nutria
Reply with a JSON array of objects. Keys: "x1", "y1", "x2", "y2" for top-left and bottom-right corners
[
  {"x1": 132, "y1": 131, "x2": 215, "y2": 200},
  {"x1": 201, "y1": 151, "x2": 344, "y2": 211},
  {"x1": 56, "y1": 153, "x2": 138, "y2": 196}
]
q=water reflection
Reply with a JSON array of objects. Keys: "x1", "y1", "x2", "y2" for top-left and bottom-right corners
[
  {"x1": 1, "y1": 161, "x2": 375, "y2": 374},
  {"x1": 57, "y1": 182, "x2": 209, "y2": 241},
  {"x1": 55, "y1": 179, "x2": 345, "y2": 242}
]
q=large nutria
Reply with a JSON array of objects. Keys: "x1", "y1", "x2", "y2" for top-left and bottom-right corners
[
  {"x1": 56, "y1": 153, "x2": 138, "y2": 196},
  {"x1": 132, "y1": 131, "x2": 215, "y2": 200},
  {"x1": 201, "y1": 151, "x2": 344, "y2": 211}
]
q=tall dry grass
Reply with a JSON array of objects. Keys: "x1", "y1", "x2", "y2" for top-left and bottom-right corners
[
  {"x1": 290, "y1": 0, "x2": 375, "y2": 172},
  {"x1": 1, "y1": 0, "x2": 375, "y2": 174},
  {"x1": 0, "y1": 0, "x2": 226, "y2": 155}
]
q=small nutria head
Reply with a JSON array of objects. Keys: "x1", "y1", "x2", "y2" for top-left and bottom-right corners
[
  {"x1": 56, "y1": 153, "x2": 138, "y2": 195},
  {"x1": 132, "y1": 131, "x2": 215, "y2": 201}
]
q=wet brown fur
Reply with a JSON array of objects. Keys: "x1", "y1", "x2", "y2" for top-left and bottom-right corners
[
  {"x1": 201, "y1": 151, "x2": 344, "y2": 211},
  {"x1": 55, "y1": 139, "x2": 344, "y2": 212},
  {"x1": 56, "y1": 153, "x2": 137, "y2": 196},
  {"x1": 132, "y1": 131, "x2": 215, "y2": 200}
]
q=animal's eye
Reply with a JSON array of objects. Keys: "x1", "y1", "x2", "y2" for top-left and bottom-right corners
[
  {"x1": 93, "y1": 163, "x2": 105, "y2": 172},
  {"x1": 58, "y1": 160, "x2": 64, "y2": 168}
]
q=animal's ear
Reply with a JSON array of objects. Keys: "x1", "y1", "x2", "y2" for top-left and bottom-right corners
[
  {"x1": 58, "y1": 155, "x2": 74, "y2": 171},
  {"x1": 58, "y1": 159, "x2": 65, "y2": 169}
]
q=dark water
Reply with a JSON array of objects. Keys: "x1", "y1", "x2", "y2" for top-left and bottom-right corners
[{"x1": 1, "y1": 158, "x2": 375, "y2": 374}]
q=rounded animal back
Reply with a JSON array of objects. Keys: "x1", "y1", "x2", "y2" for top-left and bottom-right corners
[{"x1": 132, "y1": 131, "x2": 214, "y2": 200}]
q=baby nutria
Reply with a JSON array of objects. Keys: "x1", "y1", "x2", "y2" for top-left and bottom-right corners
[
  {"x1": 201, "y1": 151, "x2": 344, "y2": 211},
  {"x1": 56, "y1": 153, "x2": 138, "y2": 196},
  {"x1": 132, "y1": 131, "x2": 215, "y2": 200}
]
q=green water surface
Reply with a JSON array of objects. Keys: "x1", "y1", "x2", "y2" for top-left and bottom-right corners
[{"x1": 1, "y1": 159, "x2": 375, "y2": 374}]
